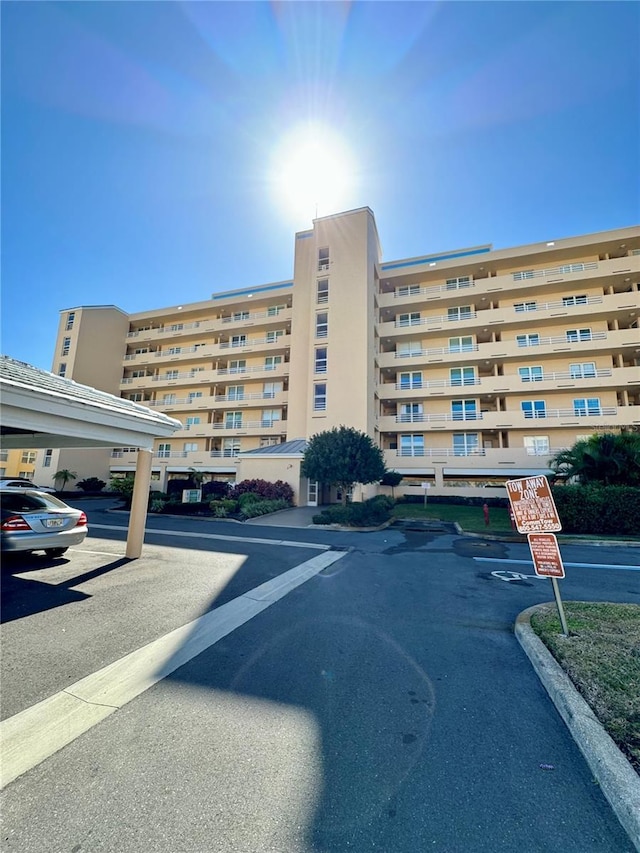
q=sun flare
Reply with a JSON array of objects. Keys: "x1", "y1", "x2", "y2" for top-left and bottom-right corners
[{"x1": 271, "y1": 124, "x2": 355, "y2": 222}]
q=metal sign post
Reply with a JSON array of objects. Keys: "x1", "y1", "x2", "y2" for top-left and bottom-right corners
[{"x1": 550, "y1": 577, "x2": 570, "y2": 637}]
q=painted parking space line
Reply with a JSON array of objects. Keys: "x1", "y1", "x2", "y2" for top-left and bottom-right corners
[
  {"x1": 474, "y1": 557, "x2": 640, "y2": 572},
  {"x1": 0, "y1": 549, "x2": 347, "y2": 790},
  {"x1": 89, "y1": 523, "x2": 330, "y2": 551}
]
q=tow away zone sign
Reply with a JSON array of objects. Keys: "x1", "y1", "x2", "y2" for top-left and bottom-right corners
[
  {"x1": 527, "y1": 533, "x2": 565, "y2": 578},
  {"x1": 505, "y1": 475, "x2": 561, "y2": 534}
]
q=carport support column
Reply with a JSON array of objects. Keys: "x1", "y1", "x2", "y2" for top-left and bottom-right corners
[{"x1": 126, "y1": 449, "x2": 153, "y2": 559}]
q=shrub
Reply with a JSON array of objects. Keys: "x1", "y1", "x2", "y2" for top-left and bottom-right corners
[
  {"x1": 552, "y1": 485, "x2": 640, "y2": 536},
  {"x1": 202, "y1": 481, "x2": 231, "y2": 499},
  {"x1": 109, "y1": 476, "x2": 136, "y2": 507},
  {"x1": 76, "y1": 477, "x2": 107, "y2": 493},
  {"x1": 313, "y1": 496, "x2": 393, "y2": 527},
  {"x1": 240, "y1": 499, "x2": 289, "y2": 519},
  {"x1": 209, "y1": 499, "x2": 238, "y2": 518},
  {"x1": 150, "y1": 498, "x2": 167, "y2": 513},
  {"x1": 158, "y1": 501, "x2": 212, "y2": 516},
  {"x1": 238, "y1": 491, "x2": 261, "y2": 509},
  {"x1": 231, "y1": 479, "x2": 294, "y2": 504}
]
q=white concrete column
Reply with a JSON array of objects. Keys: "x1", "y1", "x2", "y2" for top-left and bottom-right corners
[{"x1": 126, "y1": 448, "x2": 153, "y2": 559}]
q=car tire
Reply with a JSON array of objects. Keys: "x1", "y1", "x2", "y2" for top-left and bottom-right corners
[{"x1": 44, "y1": 548, "x2": 68, "y2": 558}]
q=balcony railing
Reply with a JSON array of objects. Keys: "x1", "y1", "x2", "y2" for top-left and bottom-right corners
[
  {"x1": 212, "y1": 420, "x2": 284, "y2": 430},
  {"x1": 217, "y1": 365, "x2": 285, "y2": 375},
  {"x1": 209, "y1": 450, "x2": 240, "y2": 458},
  {"x1": 520, "y1": 406, "x2": 617, "y2": 420},
  {"x1": 394, "y1": 311, "x2": 476, "y2": 328},
  {"x1": 394, "y1": 448, "x2": 486, "y2": 458},
  {"x1": 392, "y1": 279, "x2": 475, "y2": 299},
  {"x1": 153, "y1": 451, "x2": 189, "y2": 459},
  {"x1": 127, "y1": 321, "x2": 205, "y2": 338},
  {"x1": 219, "y1": 337, "x2": 286, "y2": 349},
  {"x1": 392, "y1": 378, "x2": 482, "y2": 390},
  {"x1": 221, "y1": 309, "x2": 287, "y2": 324},
  {"x1": 394, "y1": 412, "x2": 483, "y2": 423},
  {"x1": 512, "y1": 295, "x2": 603, "y2": 313},
  {"x1": 512, "y1": 262, "x2": 598, "y2": 282},
  {"x1": 214, "y1": 391, "x2": 280, "y2": 402},
  {"x1": 395, "y1": 344, "x2": 479, "y2": 359},
  {"x1": 519, "y1": 368, "x2": 612, "y2": 382}
]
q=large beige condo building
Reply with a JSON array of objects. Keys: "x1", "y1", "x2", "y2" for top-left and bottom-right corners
[{"x1": 29, "y1": 207, "x2": 640, "y2": 505}]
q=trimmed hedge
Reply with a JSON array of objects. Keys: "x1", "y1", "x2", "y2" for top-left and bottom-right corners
[
  {"x1": 551, "y1": 485, "x2": 640, "y2": 536},
  {"x1": 240, "y1": 499, "x2": 289, "y2": 520},
  {"x1": 313, "y1": 496, "x2": 394, "y2": 527},
  {"x1": 231, "y1": 479, "x2": 294, "y2": 504}
]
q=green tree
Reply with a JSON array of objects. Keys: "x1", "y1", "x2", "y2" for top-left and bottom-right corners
[
  {"x1": 380, "y1": 470, "x2": 403, "y2": 498},
  {"x1": 53, "y1": 469, "x2": 77, "y2": 490},
  {"x1": 549, "y1": 432, "x2": 640, "y2": 487},
  {"x1": 301, "y1": 426, "x2": 386, "y2": 505},
  {"x1": 187, "y1": 468, "x2": 205, "y2": 487}
]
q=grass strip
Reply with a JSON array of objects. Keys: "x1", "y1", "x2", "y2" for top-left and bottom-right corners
[{"x1": 530, "y1": 602, "x2": 640, "y2": 774}]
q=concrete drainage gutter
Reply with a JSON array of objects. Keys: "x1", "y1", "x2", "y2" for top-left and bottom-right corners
[{"x1": 515, "y1": 605, "x2": 640, "y2": 852}]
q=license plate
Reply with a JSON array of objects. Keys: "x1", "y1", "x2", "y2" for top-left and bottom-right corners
[{"x1": 44, "y1": 518, "x2": 65, "y2": 528}]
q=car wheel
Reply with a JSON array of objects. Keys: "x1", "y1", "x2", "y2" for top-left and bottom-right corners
[{"x1": 44, "y1": 548, "x2": 68, "y2": 558}]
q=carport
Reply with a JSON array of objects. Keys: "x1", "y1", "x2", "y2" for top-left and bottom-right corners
[{"x1": 0, "y1": 356, "x2": 181, "y2": 558}]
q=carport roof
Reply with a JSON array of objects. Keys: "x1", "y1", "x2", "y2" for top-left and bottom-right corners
[
  {"x1": 239, "y1": 438, "x2": 308, "y2": 457},
  {"x1": 0, "y1": 355, "x2": 181, "y2": 450}
]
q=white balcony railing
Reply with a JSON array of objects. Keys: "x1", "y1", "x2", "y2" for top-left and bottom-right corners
[
  {"x1": 212, "y1": 420, "x2": 284, "y2": 430},
  {"x1": 153, "y1": 451, "x2": 189, "y2": 459},
  {"x1": 209, "y1": 450, "x2": 240, "y2": 458},
  {"x1": 394, "y1": 412, "x2": 483, "y2": 423},
  {"x1": 127, "y1": 321, "x2": 204, "y2": 339},
  {"x1": 394, "y1": 448, "x2": 486, "y2": 458},
  {"x1": 220, "y1": 309, "x2": 287, "y2": 324},
  {"x1": 394, "y1": 312, "x2": 476, "y2": 328},
  {"x1": 214, "y1": 392, "x2": 280, "y2": 402},
  {"x1": 512, "y1": 262, "x2": 598, "y2": 282},
  {"x1": 391, "y1": 279, "x2": 475, "y2": 299},
  {"x1": 394, "y1": 344, "x2": 480, "y2": 359}
]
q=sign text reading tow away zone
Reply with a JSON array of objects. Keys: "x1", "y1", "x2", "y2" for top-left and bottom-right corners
[{"x1": 505, "y1": 475, "x2": 561, "y2": 534}]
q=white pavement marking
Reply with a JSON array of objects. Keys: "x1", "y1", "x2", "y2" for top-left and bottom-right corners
[
  {"x1": 89, "y1": 523, "x2": 330, "y2": 551},
  {"x1": 0, "y1": 549, "x2": 346, "y2": 789},
  {"x1": 474, "y1": 557, "x2": 640, "y2": 572}
]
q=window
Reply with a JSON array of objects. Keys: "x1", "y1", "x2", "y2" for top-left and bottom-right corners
[
  {"x1": 448, "y1": 336, "x2": 474, "y2": 353},
  {"x1": 397, "y1": 340, "x2": 422, "y2": 357},
  {"x1": 316, "y1": 313, "x2": 328, "y2": 338},
  {"x1": 223, "y1": 438, "x2": 240, "y2": 457},
  {"x1": 566, "y1": 328, "x2": 592, "y2": 342},
  {"x1": 233, "y1": 311, "x2": 250, "y2": 321},
  {"x1": 227, "y1": 385, "x2": 244, "y2": 401},
  {"x1": 263, "y1": 382, "x2": 282, "y2": 398},
  {"x1": 225, "y1": 411, "x2": 243, "y2": 428},
  {"x1": 61, "y1": 337, "x2": 71, "y2": 356},
  {"x1": 188, "y1": 391, "x2": 203, "y2": 400},
  {"x1": 58, "y1": 363, "x2": 67, "y2": 377},
  {"x1": 169, "y1": 323, "x2": 184, "y2": 331},
  {"x1": 313, "y1": 383, "x2": 327, "y2": 411},
  {"x1": 521, "y1": 400, "x2": 547, "y2": 419},
  {"x1": 19, "y1": 471, "x2": 30, "y2": 479},
  {"x1": 400, "y1": 435, "x2": 424, "y2": 456},
  {"x1": 21, "y1": 451, "x2": 37, "y2": 464},
  {"x1": 167, "y1": 347, "x2": 182, "y2": 355},
  {"x1": 398, "y1": 312, "x2": 421, "y2": 327},
  {"x1": 189, "y1": 367, "x2": 205, "y2": 376},
  {"x1": 266, "y1": 330, "x2": 284, "y2": 343},
  {"x1": 399, "y1": 371, "x2": 422, "y2": 389},
  {"x1": 261, "y1": 409, "x2": 281, "y2": 427},
  {"x1": 131, "y1": 370, "x2": 147, "y2": 378},
  {"x1": 562, "y1": 295, "x2": 587, "y2": 306},
  {"x1": 453, "y1": 433, "x2": 479, "y2": 455},
  {"x1": 446, "y1": 276, "x2": 471, "y2": 290},
  {"x1": 399, "y1": 403, "x2": 423, "y2": 423},
  {"x1": 229, "y1": 359, "x2": 246, "y2": 373},
  {"x1": 134, "y1": 348, "x2": 148, "y2": 355},
  {"x1": 157, "y1": 444, "x2": 171, "y2": 458},
  {"x1": 231, "y1": 335, "x2": 247, "y2": 348},
  {"x1": 318, "y1": 247, "x2": 330, "y2": 271},
  {"x1": 260, "y1": 437, "x2": 280, "y2": 447},
  {"x1": 162, "y1": 394, "x2": 176, "y2": 404},
  {"x1": 519, "y1": 366, "x2": 544, "y2": 382},
  {"x1": 514, "y1": 301, "x2": 537, "y2": 312},
  {"x1": 0, "y1": 468, "x2": 5, "y2": 478},
  {"x1": 166, "y1": 370, "x2": 179, "y2": 379},
  {"x1": 397, "y1": 284, "x2": 420, "y2": 297},
  {"x1": 314, "y1": 347, "x2": 327, "y2": 374},
  {"x1": 65, "y1": 312, "x2": 75, "y2": 331},
  {"x1": 516, "y1": 334, "x2": 540, "y2": 347},
  {"x1": 264, "y1": 356, "x2": 282, "y2": 370},
  {"x1": 573, "y1": 398, "x2": 601, "y2": 416},
  {"x1": 524, "y1": 436, "x2": 550, "y2": 456},
  {"x1": 185, "y1": 417, "x2": 201, "y2": 429},
  {"x1": 447, "y1": 306, "x2": 472, "y2": 321},
  {"x1": 451, "y1": 400, "x2": 478, "y2": 421},
  {"x1": 43, "y1": 449, "x2": 53, "y2": 468},
  {"x1": 317, "y1": 279, "x2": 329, "y2": 304},
  {"x1": 450, "y1": 367, "x2": 476, "y2": 386},
  {"x1": 129, "y1": 393, "x2": 144, "y2": 402},
  {"x1": 569, "y1": 362, "x2": 596, "y2": 378},
  {"x1": 267, "y1": 305, "x2": 284, "y2": 316},
  {"x1": 183, "y1": 442, "x2": 198, "y2": 452}
]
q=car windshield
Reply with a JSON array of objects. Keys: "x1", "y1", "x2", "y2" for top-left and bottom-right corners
[{"x1": 0, "y1": 492, "x2": 69, "y2": 512}]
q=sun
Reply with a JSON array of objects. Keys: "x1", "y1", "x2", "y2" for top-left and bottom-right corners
[{"x1": 271, "y1": 123, "x2": 355, "y2": 222}]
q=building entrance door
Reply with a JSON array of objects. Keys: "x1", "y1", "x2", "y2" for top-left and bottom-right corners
[{"x1": 307, "y1": 480, "x2": 319, "y2": 507}]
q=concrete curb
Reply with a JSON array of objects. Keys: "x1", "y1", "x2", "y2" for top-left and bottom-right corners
[{"x1": 515, "y1": 605, "x2": 640, "y2": 852}]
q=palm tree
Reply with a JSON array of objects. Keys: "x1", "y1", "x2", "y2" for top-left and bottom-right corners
[
  {"x1": 549, "y1": 432, "x2": 640, "y2": 486},
  {"x1": 187, "y1": 468, "x2": 205, "y2": 487},
  {"x1": 53, "y1": 469, "x2": 78, "y2": 491}
]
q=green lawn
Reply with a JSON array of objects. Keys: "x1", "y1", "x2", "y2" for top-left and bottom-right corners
[
  {"x1": 531, "y1": 602, "x2": 640, "y2": 774},
  {"x1": 392, "y1": 502, "x2": 515, "y2": 533}
]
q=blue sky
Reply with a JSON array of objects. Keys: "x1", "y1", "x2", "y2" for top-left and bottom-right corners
[{"x1": 2, "y1": 1, "x2": 638, "y2": 371}]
